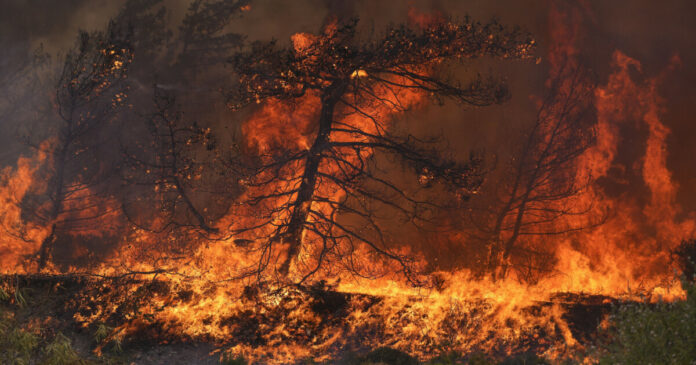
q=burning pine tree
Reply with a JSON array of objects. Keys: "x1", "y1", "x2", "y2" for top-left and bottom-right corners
[
  {"x1": 29, "y1": 23, "x2": 133, "y2": 270},
  {"x1": 3, "y1": 2, "x2": 696, "y2": 364},
  {"x1": 226, "y1": 17, "x2": 535, "y2": 283}
]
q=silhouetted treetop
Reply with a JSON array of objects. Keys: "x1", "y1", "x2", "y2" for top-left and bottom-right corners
[
  {"x1": 230, "y1": 17, "x2": 535, "y2": 108},
  {"x1": 224, "y1": 16, "x2": 536, "y2": 283}
]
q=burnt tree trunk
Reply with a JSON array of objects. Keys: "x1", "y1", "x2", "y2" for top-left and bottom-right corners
[
  {"x1": 165, "y1": 118, "x2": 218, "y2": 233},
  {"x1": 487, "y1": 130, "x2": 531, "y2": 278},
  {"x1": 38, "y1": 144, "x2": 68, "y2": 270},
  {"x1": 278, "y1": 81, "x2": 347, "y2": 276},
  {"x1": 488, "y1": 112, "x2": 565, "y2": 280}
]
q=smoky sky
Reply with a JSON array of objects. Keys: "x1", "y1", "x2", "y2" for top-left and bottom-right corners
[{"x1": 1, "y1": 0, "x2": 696, "y2": 206}]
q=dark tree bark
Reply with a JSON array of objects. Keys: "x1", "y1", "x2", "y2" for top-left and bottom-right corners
[
  {"x1": 278, "y1": 81, "x2": 348, "y2": 276},
  {"x1": 228, "y1": 18, "x2": 536, "y2": 283},
  {"x1": 121, "y1": 87, "x2": 230, "y2": 235},
  {"x1": 32, "y1": 22, "x2": 133, "y2": 269},
  {"x1": 469, "y1": 63, "x2": 599, "y2": 281}
]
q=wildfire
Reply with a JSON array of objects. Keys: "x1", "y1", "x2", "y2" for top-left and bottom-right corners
[
  {"x1": 0, "y1": 2, "x2": 693, "y2": 364},
  {"x1": 0, "y1": 140, "x2": 51, "y2": 271}
]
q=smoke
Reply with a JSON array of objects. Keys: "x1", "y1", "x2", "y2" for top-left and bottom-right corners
[
  {"x1": 1, "y1": 0, "x2": 695, "y2": 272},
  {"x1": 4, "y1": 0, "x2": 693, "y2": 161}
]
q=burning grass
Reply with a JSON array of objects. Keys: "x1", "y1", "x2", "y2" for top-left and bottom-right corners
[
  {"x1": 0, "y1": 271, "x2": 694, "y2": 363},
  {"x1": 0, "y1": 273, "x2": 629, "y2": 364},
  {"x1": 1, "y1": 1, "x2": 695, "y2": 364}
]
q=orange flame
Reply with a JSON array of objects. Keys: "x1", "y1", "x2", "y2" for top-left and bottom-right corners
[{"x1": 1, "y1": 4, "x2": 694, "y2": 364}]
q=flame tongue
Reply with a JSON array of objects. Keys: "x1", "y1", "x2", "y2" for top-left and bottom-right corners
[
  {"x1": 551, "y1": 50, "x2": 693, "y2": 296},
  {"x1": 0, "y1": 140, "x2": 51, "y2": 271},
  {"x1": 0, "y1": 4, "x2": 694, "y2": 364}
]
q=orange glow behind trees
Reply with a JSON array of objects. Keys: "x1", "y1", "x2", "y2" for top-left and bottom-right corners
[
  {"x1": 227, "y1": 17, "x2": 535, "y2": 283},
  {"x1": 0, "y1": 1, "x2": 694, "y2": 363}
]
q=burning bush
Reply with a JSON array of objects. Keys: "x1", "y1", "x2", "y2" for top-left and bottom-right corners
[{"x1": 1, "y1": 0, "x2": 696, "y2": 364}]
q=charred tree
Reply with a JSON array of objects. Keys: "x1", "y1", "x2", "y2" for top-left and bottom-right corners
[
  {"x1": 121, "y1": 87, "x2": 226, "y2": 234},
  {"x1": 27, "y1": 23, "x2": 133, "y2": 270},
  {"x1": 117, "y1": 0, "x2": 247, "y2": 245},
  {"x1": 177, "y1": 0, "x2": 249, "y2": 67},
  {"x1": 228, "y1": 18, "x2": 536, "y2": 283},
  {"x1": 469, "y1": 63, "x2": 597, "y2": 281}
]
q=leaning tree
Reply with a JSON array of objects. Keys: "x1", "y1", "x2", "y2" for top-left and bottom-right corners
[
  {"x1": 227, "y1": 17, "x2": 535, "y2": 283},
  {"x1": 30, "y1": 23, "x2": 133, "y2": 269}
]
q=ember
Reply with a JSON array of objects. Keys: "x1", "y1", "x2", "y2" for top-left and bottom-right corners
[{"x1": 1, "y1": 0, "x2": 695, "y2": 364}]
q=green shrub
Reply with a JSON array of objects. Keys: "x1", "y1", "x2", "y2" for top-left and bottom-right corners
[
  {"x1": 221, "y1": 353, "x2": 248, "y2": 365},
  {"x1": 598, "y1": 279, "x2": 696, "y2": 364},
  {"x1": 498, "y1": 353, "x2": 549, "y2": 365},
  {"x1": 424, "y1": 351, "x2": 496, "y2": 365},
  {"x1": 340, "y1": 347, "x2": 419, "y2": 365},
  {"x1": 362, "y1": 347, "x2": 419, "y2": 365},
  {"x1": 0, "y1": 286, "x2": 10, "y2": 302},
  {"x1": 43, "y1": 332, "x2": 85, "y2": 365},
  {"x1": 0, "y1": 306, "x2": 90, "y2": 365},
  {"x1": 93, "y1": 323, "x2": 122, "y2": 354},
  {"x1": 425, "y1": 351, "x2": 466, "y2": 365},
  {"x1": 0, "y1": 310, "x2": 40, "y2": 365}
]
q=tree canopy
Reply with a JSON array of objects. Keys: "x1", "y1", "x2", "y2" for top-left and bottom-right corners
[{"x1": 226, "y1": 17, "x2": 535, "y2": 283}]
